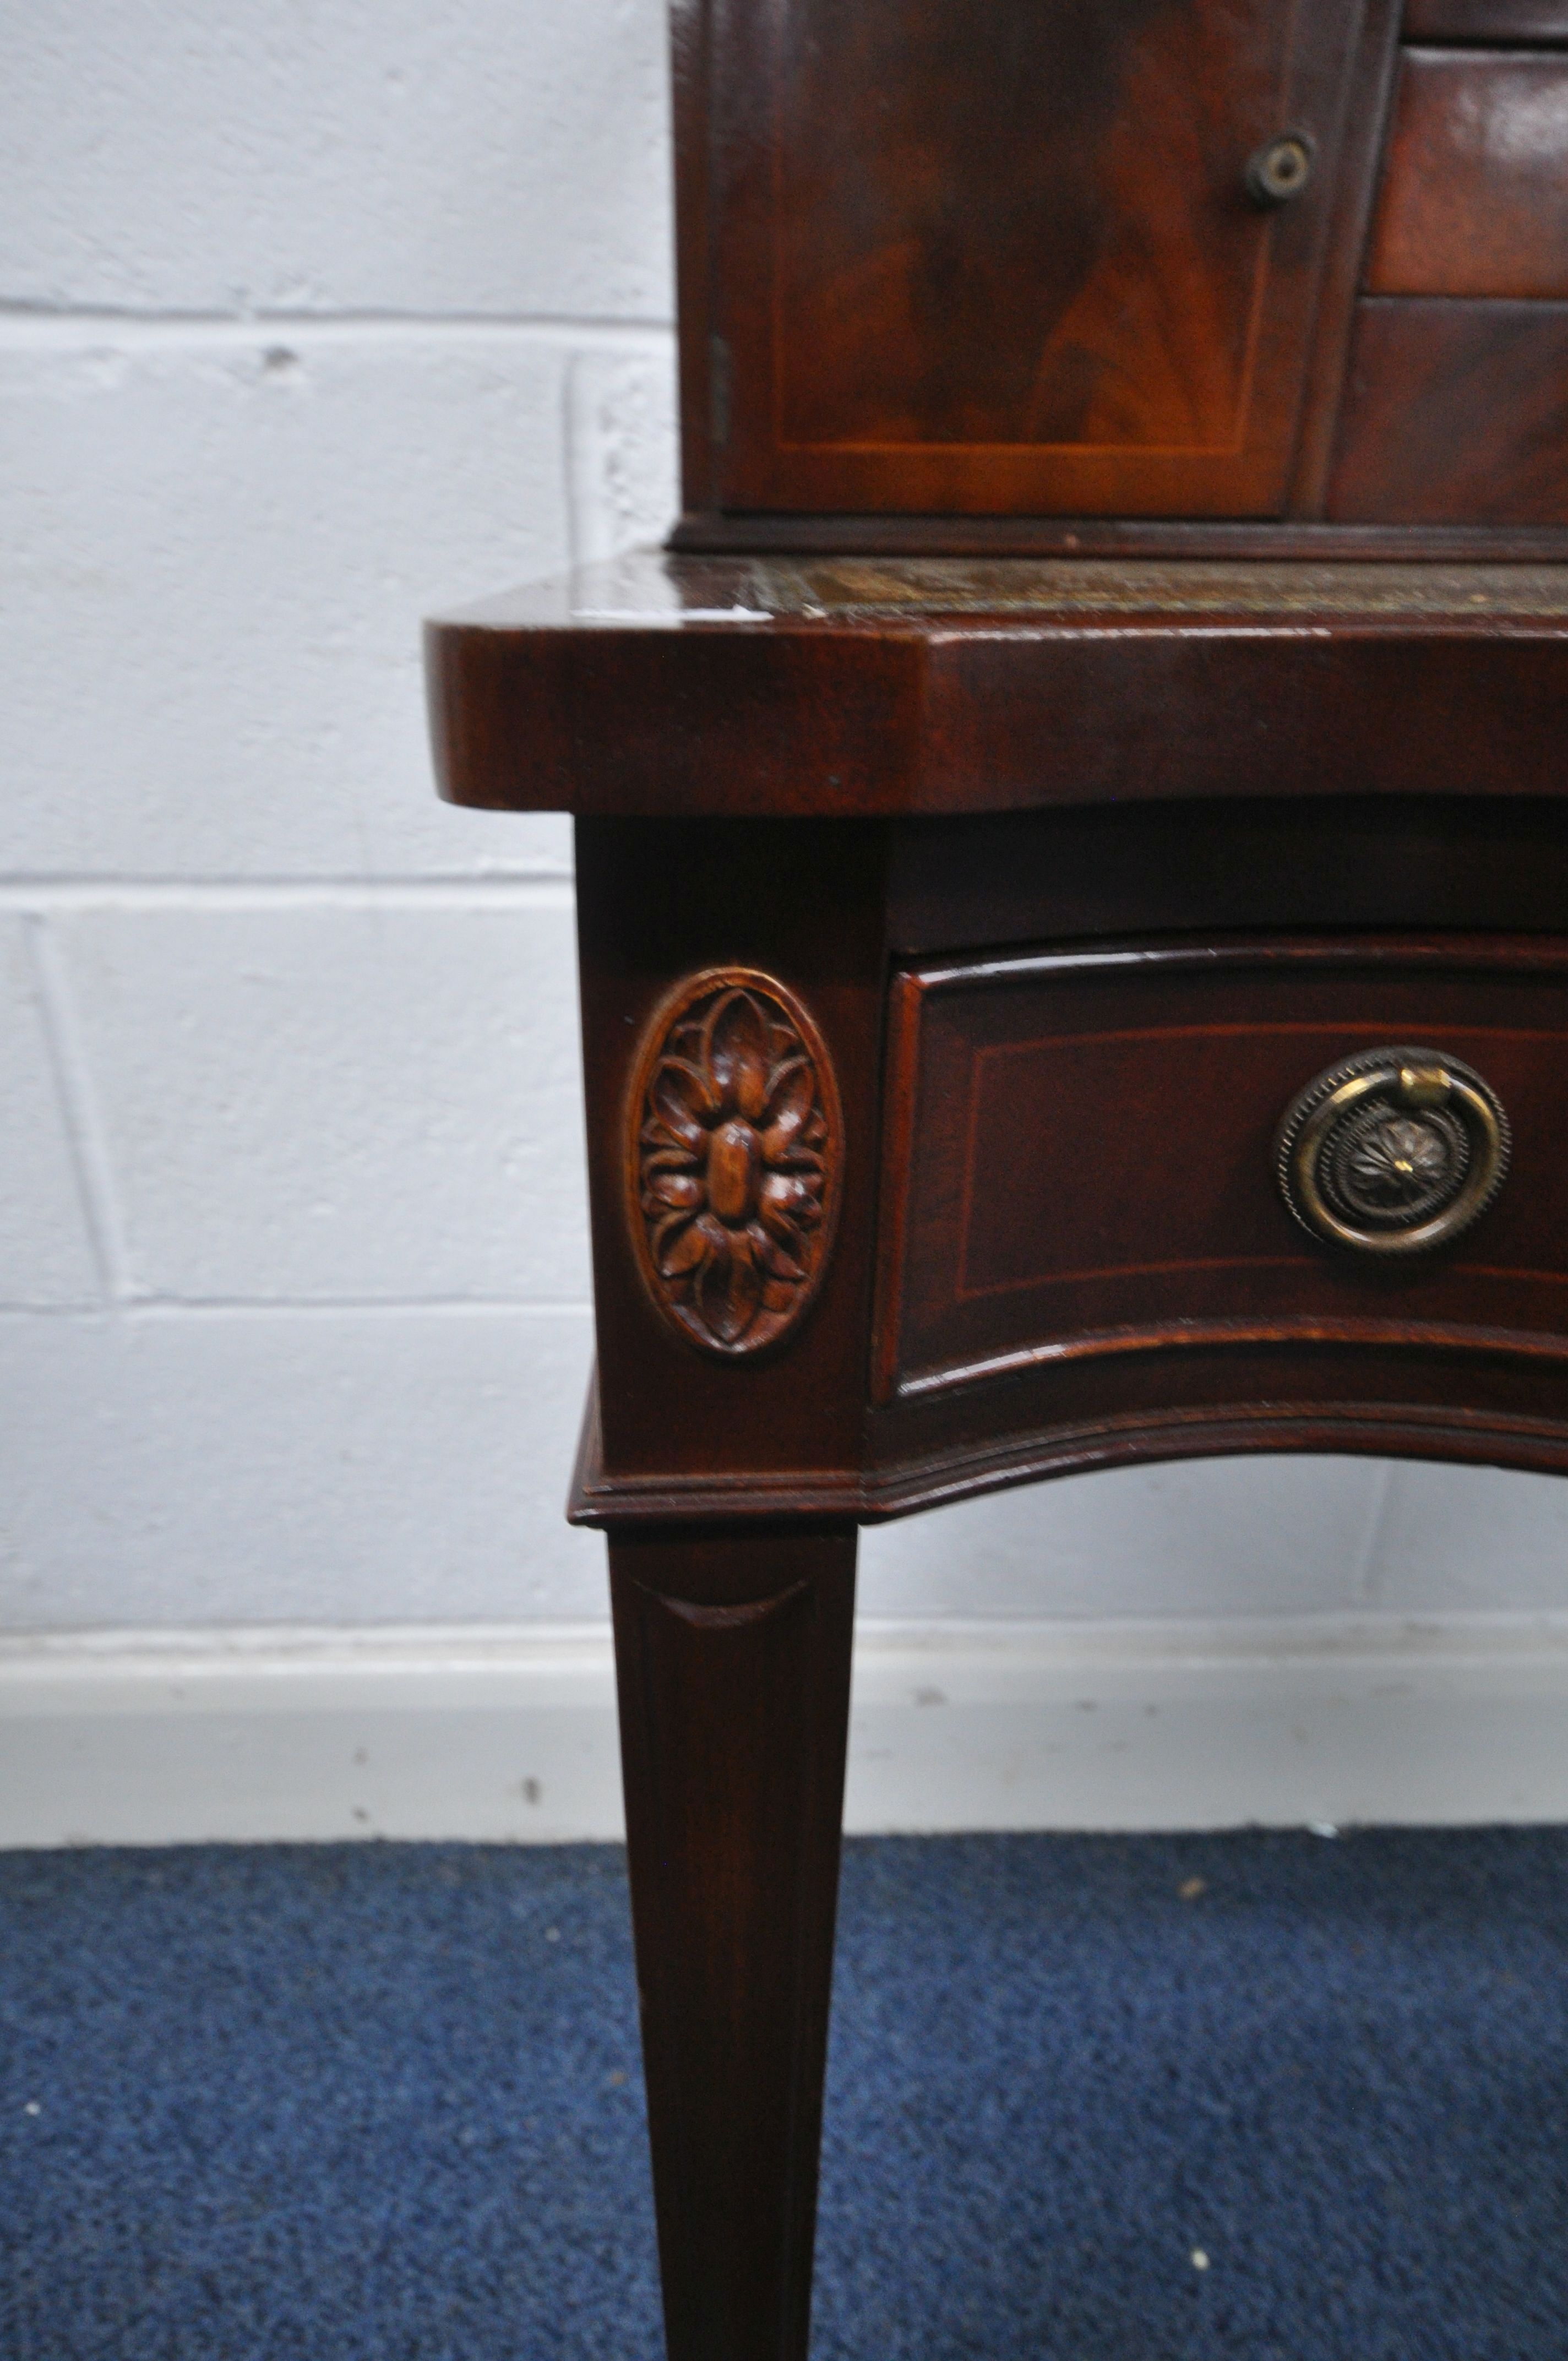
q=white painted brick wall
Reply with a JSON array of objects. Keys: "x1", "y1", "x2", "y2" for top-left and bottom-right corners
[
  {"x1": 0, "y1": 1308, "x2": 601, "y2": 1628},
  {"x1": 0, "y1": 920, "x2": 100, "y2": 1305},
  {"x1": 52, "y1": 894, "x2": 589, "y2": 1302},
  {"x1": 3, "y1": 1, "x2": 673, "y2": 318},
  {"x1": 4, "y1": 0, "x2": 1566, "y2": 1665}
]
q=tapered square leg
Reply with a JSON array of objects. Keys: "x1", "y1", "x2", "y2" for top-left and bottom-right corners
[{"x1": 608, "y1": 1520, "x2": 857, "y2": 2361}]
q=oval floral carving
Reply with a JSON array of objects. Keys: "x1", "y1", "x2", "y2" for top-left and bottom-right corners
[{"x1": 627, "y1": 969, "x2": 842, "y2": 1358}]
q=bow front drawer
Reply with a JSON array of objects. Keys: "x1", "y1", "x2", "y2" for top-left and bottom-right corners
[{"x1": 873, "y1": 937, "x2": 1568, "y2": 1406}]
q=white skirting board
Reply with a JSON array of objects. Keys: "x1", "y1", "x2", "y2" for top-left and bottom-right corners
[{"x1": 4, "y1": 1614, "x2": 1568, "y2": 1847}]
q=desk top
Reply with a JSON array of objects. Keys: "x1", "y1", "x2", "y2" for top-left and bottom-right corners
[{"x1": 427, "y1": 550, "x2": 1568, "y2": 820}]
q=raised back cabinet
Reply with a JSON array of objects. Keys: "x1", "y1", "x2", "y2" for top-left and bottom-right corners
[
  {"x1": 675, "y1": 0, "x2": 1568, "y2": 548},
  {"x1": 710, "y1": 0, "x2": 1364, "y2": 518},
  {"x1": 426, "y1": 6, "x2": 1568, "y2": 2357}
]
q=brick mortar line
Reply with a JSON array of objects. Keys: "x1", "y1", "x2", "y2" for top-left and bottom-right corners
[
  {"x1": 0, "y1": 308, "x2": 676, "y2": 349},
  {"x1": 0, "y1": 878, "x2": 577, "y2": 912},
  {"x1": 0, "y1": 1299, "x2": 595, "y2": 1321}
]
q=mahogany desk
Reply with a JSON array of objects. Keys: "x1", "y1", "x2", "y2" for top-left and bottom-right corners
[{"x1": 428, "y1": 548, "x2": 1568, "y2": 2361}]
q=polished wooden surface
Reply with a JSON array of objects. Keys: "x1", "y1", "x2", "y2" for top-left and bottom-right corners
[
  {"x1": 1366, "y1": 49, "x2": 1568, "y2": 296},
  {"x1": 1330, "y1": 300, "x2": 1568, "y2": 522},
  {"x1": 609, "y1": 1521, "x2": 855, "y2": 2361},
  {"x1": 876, "y1": 937, "x2": 1568, "y2": 1405},
  {"x1": 881, "y1": 794, "x2": 1568, "y2": 951},
  {"x1": 709, "y1": 0, "x2": 1365, "y2": 518},
  {"x1": 428, "y1": 552, "x2": 1568, "y2": 818},
  {"x1": 552, "y1": 791, "x2": 1568, "y2": 1536},
  {"x1": 428, "y1": 554, "x2": 1568, "y2": 1518}
]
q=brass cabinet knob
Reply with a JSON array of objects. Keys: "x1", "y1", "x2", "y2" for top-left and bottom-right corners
[
  {"x1": 1276, "y1": 1048, "x2": 1510, "y2": 1256},
  {"x1": 1246, "y1": 134, "x2": 1315, "y2": 206}
]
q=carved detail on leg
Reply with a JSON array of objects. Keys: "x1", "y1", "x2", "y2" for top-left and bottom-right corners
[
  {"x1": 625, "y1": 969, "x2": 844, "y2": 1362},
  {"x1": 609, "y1": 1521, "x2": 857, "y2": 2361}
]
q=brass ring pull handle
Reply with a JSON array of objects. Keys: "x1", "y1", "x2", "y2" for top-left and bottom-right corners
[
  {"x1": 1246, "y1": 133, "x2": 1315, "y2": 205},
  {"x1": 1275, "y1": 1048, "x2": 1510, "y2": 1256}
]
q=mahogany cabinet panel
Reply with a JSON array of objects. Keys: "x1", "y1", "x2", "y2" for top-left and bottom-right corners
[
  {"x1": 884, "y1": 798, "x2": 1568, "y2": 957},
  {"x1": 1327, "y1": 298, "x2": 1568, "y2": 521},
  {"x1": 874, "y1": 938, "x2": 1568, "y2": 1405},
  {"x1": 707, "y1": 0, "x2": 1365, "y2": 519},
  {"x1": 1366, "y1": 50, "x2": 1568, "y2": 296}
]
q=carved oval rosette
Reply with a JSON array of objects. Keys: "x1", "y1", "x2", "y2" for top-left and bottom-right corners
[{"x1": 625, "y1": 967, "x2": 842, "y2": 1359}]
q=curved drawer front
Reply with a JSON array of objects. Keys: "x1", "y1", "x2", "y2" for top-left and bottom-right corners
[{"x1": 873, "y1": 937, "x2": 1568, "y2": 1405}]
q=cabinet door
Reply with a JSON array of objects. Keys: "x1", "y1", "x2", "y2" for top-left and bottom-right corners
[{"x1": 708, "y1": 0, "x2": 1365, "y2": 518}]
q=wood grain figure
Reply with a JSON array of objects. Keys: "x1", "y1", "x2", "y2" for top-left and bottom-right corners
[{"x1": 1366, "y1": 50, "x2": 1568, "y2": 297}]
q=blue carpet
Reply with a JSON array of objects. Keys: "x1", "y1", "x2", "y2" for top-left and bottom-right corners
[{"x1": 2, "y1": 1829, "x2": 1566, "y2": 2359}]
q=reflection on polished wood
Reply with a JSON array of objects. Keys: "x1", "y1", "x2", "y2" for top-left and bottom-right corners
[
  {"x1": 1366, "y1": 50, "x2": 1568, "y2": 299},
  {"x1": 427, "y1": 550, "x2": 1568, "y2": 818}
]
